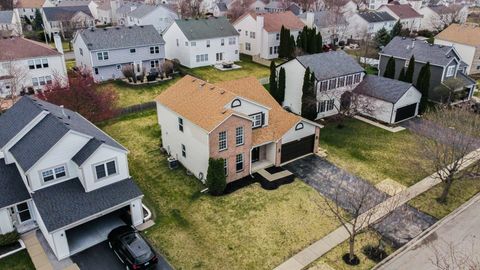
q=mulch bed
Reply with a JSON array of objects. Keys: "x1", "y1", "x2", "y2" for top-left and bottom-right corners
[
  {"x1": 0, "y1": 241, "x2": 22, "y2": 257},
  {"x1": 222, "y1": 173, "x2": 294, "y2": 195}
]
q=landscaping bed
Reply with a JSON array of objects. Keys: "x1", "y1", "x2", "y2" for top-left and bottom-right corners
[{"x1": 99, "y1": 110, "x2": 342, "y2": 270}]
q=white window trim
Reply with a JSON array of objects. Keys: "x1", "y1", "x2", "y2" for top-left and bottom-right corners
[
  {"x1": 39, "y1": 164, "x2": 68, "y2": 185},
  {"x1": 236, "y1": 153, "x2": 244, "y2": 172},
  {"x1": 219, "y1": 131, "x2": 228, "y2": 151},
  {"x1": 92, "y1": 158, "x2": 119, "y2": 181},
  {"x1": 235, "y1": 126, "x2": 244, "y2": 146},
  {"x1": 446, "y1": 65, "x2": 455, "y2": 77},
  {"x1": 251, "y1": 113, "x2": 262, "y2": 128}
]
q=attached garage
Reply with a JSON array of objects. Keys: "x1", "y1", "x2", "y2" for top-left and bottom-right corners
[
  {"x1": 281, "y1": 135, "x2": 315, "y2": 163},
  {"x1": 353, "y1": 75, "x2": 422, "y2": 124}
]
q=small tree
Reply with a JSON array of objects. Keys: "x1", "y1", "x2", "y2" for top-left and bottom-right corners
[
  {"x1": 206, "y1": 158, "x2": 226, "y2": 196},
  {"x1": 301, "y1": 68, "x2": 317, "y2": 120},
  {"x1": 390, "y1": 20, "x2": 402, "y2": 38},
  {"x1": 33, "y1": 9, "x2": 43, "y2": 30},
  {"x1": 383, "y1": 56, "x2": 396, "y2": 79},
  {"x1": 416, "y1": 62, "x2": 431, "y2": 113},
  {"x1": 404, "y1": 55, "x2": 415, "y2": 83},
  {"x1": 269, "y1": 61, "x2": 278, "y2": 101},
  {"x1": 277, "y1": 67, "x2": 286, "y2": 105},
  {"x1": 315, "y1": 32, "x2": 323, "y2": 53},
  {"x1": 398, "y1": 67, "x2": 406, "y2": 82},
  {"x1": 374, "y1": 27, "x2": 391, "y2": 47},
  {"x1": 279, "y1": 26, "x2": 287, "y2": 58}
]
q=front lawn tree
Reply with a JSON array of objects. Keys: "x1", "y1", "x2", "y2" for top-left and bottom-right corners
[
  {"x1": 390, "y1": 20, "x2": 402, "y2": 38},
  {"x1": 383, "y1": 56, "x2": 396, "y2": 79},
  {"x1": 268, "y1": 61, "x2": 278, "y2": 101},
  {"x1": 277, "y1": 67, "x2": 286, "y2": 105},
  {"x1": 404, "y1": 55, "x2": 415, "y2": 83},
  {"x1": 398, "y1": 67, "x2": 406, "y2": 82},
  {"x1": 33, "y1": 9, "x2": 43, "y2": 30},
  {"x1": 374, "y1": 27, "x2": 390, "y2": 47},
  {"x1": 410, "y1": 106, "x2": 480, "y2": 203},
  {"x1": 300, "y1": 67, "x2": 317, "y2": 120},
  {"x1": 206, "y1": 158, "x2": 227, "y2": 195},
  {"x1": 416, "y1": 62, "x2": 431, "y2": 113}
]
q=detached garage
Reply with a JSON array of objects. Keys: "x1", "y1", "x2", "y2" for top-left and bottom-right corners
[{"x1": 353, "y1": 75, "x2": 422, "y2": 124}]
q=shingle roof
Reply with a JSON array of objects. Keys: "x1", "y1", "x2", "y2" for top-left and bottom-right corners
[
  {"x1": 358, "y1": 11, "x2": 396, "y2": 23},
  {"x1": 0, "y1": 159, "x2": 30, "y2": 209},
  {"x1": 0, "y1": 10, "x2": 14, "y2": 24},
  {"x1": 0, "y1": 37, "x2": 61, "y2": 61},
  {"x1": 128, "y1": 4, "x2": 176, "y2": 18},
  {"x1": 287, "y1": 3, "x2": 301, "y2": 16},
  {"x1": 435, "y1": 24, "x2": 480, "y2": 47},
  {"x1": 298, "y1": 11, "x2": 347, "y2": 29},
  {"x1": 77, "y1": 25, "x2": 164, "y2": 51},
  {"x1": 56, "y1": 0, "x2": 92, "y2": 7},
  {"x1": 381, "y1": 36, "x2": 457, "y2": 66},
  {"x1": 175, "y1": 17, "x2": 238, "y2": 40},
  {"x1": 32, "y1": 178, "x2": 143, "y2": 232},
  {"x1": 382, "y1": 4, "x2": 422, "y2": 19},
  {"x1": 294, "y1": 51, "x2": 364, "y2": 81},
  {"x1": 353, "y1": 75, "x2": 413, "y2": 103},
  {"x1": 42, "y1": 6, "x2": 93, "y2": 21},
  {"x1": 15, "y1": 0, "x2": 45, "y2": 8},
  {"x1": 116, "y1": 2, "x2": 140, "y2": 14},
  {"x1": 429, "y1": 4, "x2": 465, "y2": 15},
  {"x1": 216, "y1": 2, "x2": 228, "y2": 11},
  {"x1": 72, "y1": 138, "x2": 103, "y2": 166},
  {"x1": 245, "y1": 11, "x2": 305, "y2": 32}
]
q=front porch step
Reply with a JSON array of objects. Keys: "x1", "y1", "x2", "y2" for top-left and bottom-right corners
[
  {"x1": 258, "y1": 169, "x2": 293, "y2": 182},
  {"x1": 136, "y1": 220, "x2": 155, "y2": 231}
]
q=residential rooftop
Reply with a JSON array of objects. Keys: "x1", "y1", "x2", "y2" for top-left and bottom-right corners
[
  {"x1": 298, "y1": 11, "x2": 347, "y2": 28},
  {"x1": 174, "y1": 17, "x2": 239, "y2": 40},
  {"x1": 358, "y1": 11, "x2": 396, "y2": 23},
  {"x1": 353, "y1": 75, "x2": 413, "y2": 103},
  {"x1": 0, "y1": 10, "x2": 14, "y2": 24},
  {"x1": 42, "y1": 6, "x2": 93, "y2": 21},
  {"x1": 237, "y1": 11, "x2": 305, "y2": 32},
  {"x1": 0, "y1": 37, "x2": 61, "y2": 62},
  {"x1": 381, "y1": 3, "x2": 423, "y2": 19},
  {"x1": 15, "y1": 0, "x2": 45, "y2": 8},
  {"x1": 435, "y1": 24, "x2": 480, "y2": 47},
  {"x1": 0, "y1": 159, "x2": 30, "y2": 209}
]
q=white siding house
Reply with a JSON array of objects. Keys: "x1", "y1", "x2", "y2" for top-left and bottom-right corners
[
  {"x1": 378, "y1": 3, "x2": 423, "y2": 32},
  {"x1": 347, "y1": 11, "x2": 396, "y2": 39},
  {"x1": 0, "y1": 10, "x2": 22, "y2": 36},
  {"x1": 163, "y1": 17, "x2": 239, "y2": 68},
  {"x1": 126, "y1": 4, "x2": 178, "y2": 33}
]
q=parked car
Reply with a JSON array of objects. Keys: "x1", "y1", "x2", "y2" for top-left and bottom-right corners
[{"x1": 108, "y1": 226, "x2": 158, "y2": 269}]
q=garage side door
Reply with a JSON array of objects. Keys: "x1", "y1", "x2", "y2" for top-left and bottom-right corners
[
  {"x1": 281, "y1": 135, "x2": 315, "y2": 164},
  {"x1": 395, "y1": 103, "x2": 417, "y2": 123}
]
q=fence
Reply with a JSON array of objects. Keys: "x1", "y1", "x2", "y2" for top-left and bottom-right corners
[
  {"x1": 119, "y1": 101, "x2": 156, "y2": 116},
  {"x1": 252, "y1": 55, "x2": 272, "y2": 67}
]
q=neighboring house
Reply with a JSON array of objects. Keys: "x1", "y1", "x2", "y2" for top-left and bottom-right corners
[
  {"x1": 163, "y1": 17, "x2": 239, "y2": 68},
  {"x1": 41, "y1": 6, "x2": 95, "y2": 40},
  {"x1": 234, "y1": 11, "x2": 305, "y2": 59},
  {"x1": 264, "y1": 0, "x2": 285, "y2": 13},
  {"x1": 435, "y1": 24, "x2": 480, "y2": 75},
  {"x1": 397, "y1": 0, "x2": 423, "y2": 10},
  {"x1": 96, "y1": 0, "x2": 113, "y2": 25},
  {"x1": 347, "y1": 11, "x2": 396, "y2": 39},
  {"x1": 43, "y1": 0, "x2": 99, "y2": 19},
  {"x1": 379, "y1": 36, "x2": 477, "y2": 104},
  {"x1": 378, "y1": 2, "x2": 423, "y2": 31},
  {"x1": 115, "y1": 2, "x2": 141, "y2": 25},
  {"x1": 0, "y1": 37, "x2": 67, "y2": 97},
  {"x1": 73, "y1": 25, "x2": 165, "y2": 82},
  {"x1": 14, "y1": 0, "x2": 45, "y2": 20},
  {"x1": 353, "y1": 75, "x2": 422, "y2": 124},
  {"x1": 155, "y1": 75, "x2": 322, "y2": 183},
  {"x1": 0, "y1": 96, "x2": 144, "y2": 260},
  {"x1": 213, "y1": 2, "x2": 228, "y2": 17},
  {"x1": 299, "y1": 11, "x2": 349, "y2": 45},
  {"x1": 279, "y1": 51, "x2": 365, "y2": 119},
  {"x1": 126, "y1": 4, "x2": 178, "y2": 33},
  {"x1": 286, "y1": 3, "x2": 302, "y2": 16},
  {"x1": 367, "y1": 0, "x2": 388, "y2": 10},
  {"x1": 0, "y1": 10, "x2": 22, "y2": 36},
  {"x1": 418, "y1": 4, "x2": 468, "y2": 31}
]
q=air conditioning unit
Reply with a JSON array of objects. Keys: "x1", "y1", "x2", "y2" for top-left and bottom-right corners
[{"x1": 167, "y1": 157, "x2": 178, "y2": 170}]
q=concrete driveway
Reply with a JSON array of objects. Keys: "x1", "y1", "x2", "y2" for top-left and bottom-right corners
[
  {"x1": 71, "y1": 241, "x2": 173, "y2": 270},
  {"x1": 284, "y1": 155, "x2": 437, "y2": 247}
]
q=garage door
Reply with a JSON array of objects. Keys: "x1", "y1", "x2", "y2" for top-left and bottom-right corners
[
  {"x1": 281, "y1": 135, "x2": 315, "y2": 163},
  {"x1": 395, "y1": 103, "x2": 417, "y2": 123}
]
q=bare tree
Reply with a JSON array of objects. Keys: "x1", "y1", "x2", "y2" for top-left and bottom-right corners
[
  {"x1": 410, "y1": 106, "x2": 480, "y2": 203},
  {"x1": 227, "y1": 0, "x2": 255, "y2": 21},
  {"x1": 430, "y1": 240, "x2": 480, "y2": 270},
  {"x1": 429, "y1": 5, "x2": 467, "y2": 32},
  {"x1": 178, "y1": 0, "x2": 203, "y2": 18},
  {"x1": 0, "y1": 58, "x2": 28, "y2": 109}
]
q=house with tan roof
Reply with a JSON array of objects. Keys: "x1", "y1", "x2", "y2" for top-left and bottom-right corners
[
  {"x1": 155, "y1": 75, "x2": 321, "y2": 183},
  {"x1": 233, "y1": 11, "x2": 305, "y2": 59},
  {"x1": 378, "y1": 2, "x2": 423, "y2": 31},
  {"x1": 435, "y1": 24, "x2": 480, "y2": 75}
]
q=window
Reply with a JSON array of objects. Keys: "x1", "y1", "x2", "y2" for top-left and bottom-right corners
[
  {"x1": 42, "y1": 59, "x2": 48, "y2": 68},
  {"x1": 318, "y1": 99, "x2": 334, "y2": 113},
  {"x1": 319, "y1": 100, "x2": 326, "y2": 112},
  {"x1": 251, "y1": 113, "x2": 262, "y2": 128},
  {"x1": 216, "y1": 53, "x2": 223, "y2": 61},
  {"x1": 196, "y1": 54, "x2": 208, "y2": 62},
  {"x1": 270, "y1": 47, "x2": 273, "y2": 55},
  {"x1": 150, "y1": 46, "x2": 160, "y2": 54},
  {"x1": 446, "y1": 65, "x2": 455, "y2": 77},
  {"x1": 206, "y1": 40, "x2": 210, "y2": 47},
  {"x1": 219, "y1": 131, "x2": 227, "y2": 151},
  {"x1": 235, "y1": 126, "x2": 244, "y2": 146},
  {"x1": 224, "y1": 159, "x2": 228, "y2": 176},
  {"x1": 185, "y1": 41, "x2": 188, "y2": 46},
  {"x1": 176, "y1": 39, "x2": 179, "y2": 46},
  {"x1": 97, "y1": 51, "x2": 109, "y2": 60},
  {"x1": 337, "y1": 77, "x2": 345, "y2": 87},
  {"x1": 181, "y1": 144, "x2": 186, "y2": 157},
  {"x1": 231, "y1": 99, "x2": 241, "y2": 107},
  {"x1": 35, "y1": 59, "x2": 42, "y2": 69},
  {"x1": 28, "y1": 60, "x2": 35, "y2": 69},
  {"x1": 236, "y1": 153, "x2": 244, "y2": 172},
  {"x1": 41, "y1": 165, "x2": 67, "y2": 182},
  {"x1": 250, "y1": 32, "x2": 255, "y2": 39},
  {"x1": 354, "y1": 73, "x2": 361, "y2": 83},
  {"x1": 221, "y1": 39, "x2": 224, "y2": 46},
  {"x1": 295, "y1": 123, "x2": 304, "y2": 130},
  {"x1": 245, "y1": 30, "x2": 248, "y2": 36},
  {"x1": 32, "y1": 77, "x2": 39, "y2": 86},
  {"x1": 274, "y1": 46, "x2": 279, "y2": 54},
  {"x1": 235, "y1": 50, "x2": 238, "y2": 54},
  {"x1": 130, "y1": 48, "x2": 136, "y2": 53},
  {"x1": 327, "y1": 99, "x2": 334, "y2": 110},
  {"x1": 150, "y1": 60, "x2": 159, "y2": 68},
  {"x1": 245, "y1": 42, "x2": 251, "y2": 51},
  {"x1": 94, "y1": 160, "x2": 117, "y2": 180},
  {"x1": 80, "y1": 48, "x2": 83, "y2": 56},
  {"x1": 346, "y1": 75, "x2": 353, "y2": 85},
  {"x1": 328, "y1": 78, "x2": 336, "y2": 90},
  {"x1": 178, "y1": 117, "x2": 184, "y2": 132},
  {"x1": 320, "y1": 81, "x2": 328, "y2": 91},
  {"x1": 276, "y1": 33, "x2": 280, "y2": 40},
  {"x1": 228, "y1": 37, "x2": 236, "y2": 45},
  {"x1": 94, "y1": 68, "x2": 99, "y2": 75}
]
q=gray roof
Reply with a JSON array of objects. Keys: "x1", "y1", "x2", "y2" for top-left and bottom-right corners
[
  {"x1": 0, "y1": 10, "x2": 14, "y2": 24},
  {"x1": 128, "y1": 4, "x2": 176, "y2": 18},
  {"x1": 216, "y1": 2, "x2": 228, "y2": 11},
  {"x1": 457, "y1": 71, "x2": 476, "y2": 86},
  {"x1": 265, "y1": 0, "x2": 284, "y2": 9},
  {"x1": 116, "y1": 3, "x2": 139, "y2": 14},
  {"x1": 72, "y1": 138, "x2": 103, "y2": 166},
  {"x1": 381, "y1": 36, "x2": 458, "y2": 66},
  {"x1": 353, "y1": 75, "x2": 414, "y2": 103},
  {"x1": 42, "y1": 6, "x2": 93, "y2": 21},
  {"x1": 294, "y1": 51, "x2": 364, "y2": 81},
  {"x1": 0, "y1": 159, "x2": 30, "y2": 209},
  {"x1": 32, "y1": 178, "x2": 143, "y2": 232},
  {"x1": 358, "y1": 11, "x2": 396, "y2": 23},
  {"x1": 77, "y1": 25, "x2": 165, "y2": 51},
  {"x1": 287, "y1": 3, "x2": 302, "y2": 16},
  {"x1": 298, "y1": 11, "x2": 347, "y2": 28},
  {"x1": 0, "y1": 96, "x2": 126, "y2": 172},
  {"x1": 175, "y1": 17, "x2": 239, "y2": 40},
  {"x1": 56, "y1": 0, "x2": 92, "y2": 7}
]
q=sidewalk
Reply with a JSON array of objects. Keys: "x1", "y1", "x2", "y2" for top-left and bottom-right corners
[
  {"x1": 22, "y1": 231, "x2": 53, "y2": 270},
  {"x1": 275, "y1": 148, "x2": 480, "y2": 270}
]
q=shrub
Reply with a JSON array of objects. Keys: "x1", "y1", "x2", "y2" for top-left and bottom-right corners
[
  {"x1": 362, "y1": 244, "x2": 388, "y2": 262},
  {"x1": 0, "y1": 232, "x2": 20, "y2": 247},
  {"x1": 206, "y1": 158, "x2": 226, "y2": 195}
]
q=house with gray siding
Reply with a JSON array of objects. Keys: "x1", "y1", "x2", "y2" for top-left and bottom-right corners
[
  {"x1": 72, "y1": 25, "x2": 165, "y2": 82},
  {"x1": 379, "y1": 36, "x2": 476, "y2": 104}
]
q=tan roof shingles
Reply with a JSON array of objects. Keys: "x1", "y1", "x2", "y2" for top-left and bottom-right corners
[
  {"x1": 15, "y1": 0, "x2": 45, "y2": 8},
  {"x1": 383, "y1": 4, "x2": 422, "y2": 19},
  {"x1": 237, "y1": 11, "x2": 305, "y2": 33},
  {"x1": 435, "y1": 24, "x2": 480, "y2": 47},
  {"x1": 0, "y1": 37, "x2": 61, "y2": 61}
]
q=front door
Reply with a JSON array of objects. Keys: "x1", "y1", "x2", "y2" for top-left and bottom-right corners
[
  {"x1": 252, "y1": 147, "x2": 260, "y2": 163},
  {"x1": 11, "y1": 202, "x2": 32, "y2": 225}
]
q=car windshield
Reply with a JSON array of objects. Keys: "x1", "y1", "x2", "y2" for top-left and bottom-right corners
[{"x1": 121, "y1": 233, "x2": 153, "y2": 263}]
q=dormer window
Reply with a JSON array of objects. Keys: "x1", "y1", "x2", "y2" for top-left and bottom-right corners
[
  {"x1": 251, "y1": 113, "x2": 263, "y2": 128},
  {"x1": 446, "y1": 65, "x2": 455, "y2": 77},
  {"x1": 94, "y1": 159, "x2": 117, "y2": 180},
  {"x1": 41, "y1": 165, "x2": 67, "y2": 182}
]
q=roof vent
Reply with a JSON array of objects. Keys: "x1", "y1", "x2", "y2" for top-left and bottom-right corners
[
  {"x1": 209, "y1": 86, "x2": 215, "y2": 90},
  {"x1": 200, "y1": 82, "x2": 206, "y2": 87},
  {"x1": 220, "y1": 90, "x2": 225, "y2": 94},
  {"x1": 140, "y1": 25, "x2": 144, "y2": 28},
  {"x1": 221, "y1": 109, "x2": 227, "y2": 114},
  {"x1": 103, "y1": 28, "x2": 107, "y2": 31},
  {"x1": 128, "y1": 26, "x2": 132, "y2": 29}
]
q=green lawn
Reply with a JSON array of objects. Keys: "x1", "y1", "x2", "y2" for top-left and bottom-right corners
[
  {"x1": 99, "y1": 110, "x2": 342, "y2": 270},
  {"x1": 308, "y1": 231, "x2": 394, "y2": 270},
  {"x1": 187, "y1": 55, "x2": 270, "y2": 83},
  {"x1": 409, "y1": 178, "x2": 480, "y2": 219},
  {"x1": 320, "y1": 118, "x2": 430, "y2": 186},
  {"x1": 49, "y1": 40, "x2": 72, "y2": 52},
  {"x1": 99, "y1": 78, "x2": 180, "y2": 108},
  {"x1": 364, "y1": 65, "x2": 378, "y2": 75},
  {"x1": 65, "y1": 59, "x2": 75, "y2": 71},
  {"x1": 0, "y1": 250, "x2": 35, "y2": 270}
]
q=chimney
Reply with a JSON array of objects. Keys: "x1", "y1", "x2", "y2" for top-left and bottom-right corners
[
  {"x1": 60, "y1": 105, "x2": 69, "y2": 119},
  {"x1": 53, "y1": 34, "x2": 63, "y2": 54},
  {"x1": 306, "y1": 12, "x2": 314, "y2": 28},
  {"x1": 412, "y1": 39, "x2": 415, "y2": 49}
]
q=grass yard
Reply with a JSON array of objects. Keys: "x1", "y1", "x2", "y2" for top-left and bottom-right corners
[
  {"x1": 320, "y1": 118, "x2": 430, "y2": 186},
  {"x1": 65, "y1": 59, "x2": 75, "y2": 71},
  {"x1": 100, "y1": 110, "x2": 342, "y2": 270},
  {"x1": 187, "y1": 55, "x2": 270, "y2": 83},
  {"x1": 409, "y1": 178, "x2": 480, "y2": 219},
  {"x1": 49, "y1": 40, "x2": 72, "y2": 52},
  {"x1": 309, "y1": 230, "x2": 394, "y2": 270},
  {"x1": 99, "y1": 78, "x2": 180, "y2": 108},
  {"x1": 0, "y1": 250, "x2": 35, "y2": 270}
]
